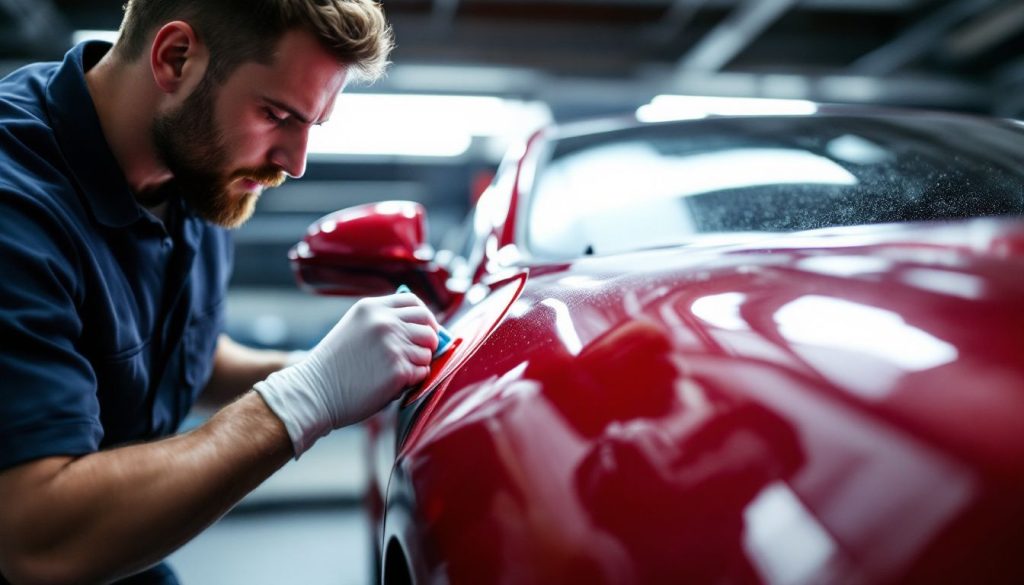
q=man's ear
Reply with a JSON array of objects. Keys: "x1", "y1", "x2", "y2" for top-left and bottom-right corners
[{"x1": 150, "y1": 21, "x2": 207, "y2": 94}]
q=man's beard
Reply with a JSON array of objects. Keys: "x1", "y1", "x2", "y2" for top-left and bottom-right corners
[{"x1": 151, "y1": 76, "x2": 286, "y2": 229}]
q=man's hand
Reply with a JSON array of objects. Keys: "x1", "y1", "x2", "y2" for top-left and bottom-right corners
[{"x1": 254, "y1": 292, "x2": 439, "y2": 456}]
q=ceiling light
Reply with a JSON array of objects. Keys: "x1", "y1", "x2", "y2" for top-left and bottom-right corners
[{"x1": 310, "y1": 93, "x2": 551, "y2": 158}]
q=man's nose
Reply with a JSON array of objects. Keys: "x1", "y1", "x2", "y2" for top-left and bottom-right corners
[{"x1": 270, "y1": 127, "x2": 310, "y2": 179}]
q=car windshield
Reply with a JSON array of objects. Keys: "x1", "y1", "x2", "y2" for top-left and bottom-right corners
[{"x1": 526, "y1": 114, "x2": 1024, "y2": 258}]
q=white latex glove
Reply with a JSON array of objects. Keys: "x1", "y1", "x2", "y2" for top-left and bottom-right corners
[{"x1": 254, "y1": 292, "x2": 438, "y2": 457}]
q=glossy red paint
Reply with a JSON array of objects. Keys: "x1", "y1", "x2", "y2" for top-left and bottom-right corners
[
  {"x1": 289, "y1": 201, "x2": 452, "y2": 307},
  {"x1": 297, "y1": 113, "x2": 1024, "y2": 584},
  {"x1": 400, "y1": 271, "x2": 527, "y2": 440},
  {"x1": 378, "y1": 217, "x2": 1024, "y2": 584},
  {"x1": 300, "y1": 201, "x2": 428, "y2": 262}
]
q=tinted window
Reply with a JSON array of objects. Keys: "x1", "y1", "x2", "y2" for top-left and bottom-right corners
[{"x1": 526, "y1": 115, "x2": 1024, "y2": 258}]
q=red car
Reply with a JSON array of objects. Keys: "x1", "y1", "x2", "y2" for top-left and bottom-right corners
[{"x1": 290, "y1": 107, "x2": 1024, "y2": 585}]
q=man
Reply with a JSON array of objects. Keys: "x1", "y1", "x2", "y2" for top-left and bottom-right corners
[{"x1": 0, "y1": 1, "x2": 438, "y2": 584}]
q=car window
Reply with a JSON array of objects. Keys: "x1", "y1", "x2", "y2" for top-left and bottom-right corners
[{"x1": 525, "y1": 115, "x2": 1024, "y2": 258}]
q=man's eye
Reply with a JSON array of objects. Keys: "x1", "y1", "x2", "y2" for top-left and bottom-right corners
[{"x1": 264, "y1": 108, "x2": 287, "y2": 123}]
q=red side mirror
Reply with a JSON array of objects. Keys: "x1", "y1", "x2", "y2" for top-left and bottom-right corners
[{"x1": 289, "y1": 201, "x2": 452, "y2": 308}]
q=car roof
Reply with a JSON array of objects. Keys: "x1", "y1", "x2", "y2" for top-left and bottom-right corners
[{"x1": 548, "y1": 103, "x2": 1022, "y2": 142}]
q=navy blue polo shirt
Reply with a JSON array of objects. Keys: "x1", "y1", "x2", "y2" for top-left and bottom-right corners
[{"x1": 0, "y1": 42, "x2": 232, "y2": 583}]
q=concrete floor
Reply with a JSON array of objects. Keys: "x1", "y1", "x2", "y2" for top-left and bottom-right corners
[
  {"x1": 170, "y1": 508, "x2": 372, "y2": 585},
  {"x1": 168, "y1": 427, "x2": 374, "y2": 585}
]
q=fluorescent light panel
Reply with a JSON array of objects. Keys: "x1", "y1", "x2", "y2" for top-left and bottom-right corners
[{"x1": 310, "y1": 94, "x2": 551, "y2": 158}]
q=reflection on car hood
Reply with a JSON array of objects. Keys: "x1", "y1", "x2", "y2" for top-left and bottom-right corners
[{"x1": 396, "y1": 217, "x2": 1024, "y2": 585}]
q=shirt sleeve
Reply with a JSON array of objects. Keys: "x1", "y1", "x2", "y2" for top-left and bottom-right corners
[{"x1": 0, "y1": 190, "x2": 102, "y2": 471}]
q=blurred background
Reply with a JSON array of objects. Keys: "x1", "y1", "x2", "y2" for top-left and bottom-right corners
[{"x1": 1, "y1": 0, "x2": 1021, "y2": 582}]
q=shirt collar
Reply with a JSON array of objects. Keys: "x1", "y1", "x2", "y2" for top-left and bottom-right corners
[{"x1": 46, "y1": 41, "x2": 144, "y2": 229}]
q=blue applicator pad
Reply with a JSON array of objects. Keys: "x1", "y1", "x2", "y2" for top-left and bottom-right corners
[
  {"x1": 434, "y1": 326, "x2": 453, "y2": 358},
  {"x1": 396, "y1": 285, "x2": 454, "y2": 358}
]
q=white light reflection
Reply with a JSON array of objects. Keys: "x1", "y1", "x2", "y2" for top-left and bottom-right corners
[
  {"x1": 465, "y1": 284, "x2": 489, "y2": 305},
  {"x1": 293, "y1": 241, "x2": 311, "y2": 258},
  {"x1": 743, "y1": 481, "x2": 836, "y2": 585},
  {"x1": 374, "y1": 201, "x2": 413, "y2": 216},
  {"x1": 439, "y1": 362, "x2": 532, "y2": 428},
  {"x1": 901, "y1": 268, "x2": 985, "y2": 300},
  {"x1": 691, "y1": 292, "x2": 747, "y2": 330},
  {"x1": 796, "y1": 256, "x2": 891, "y2": 278},
  {"x1": 775, "y1": 295, "x2": 957, "y2": 372},
  {"x1": 637, "y1": 95, "x2": 818, "y2": 123},
  {"x1": 541, "y1": 299, "x2": 583, "y2": 356},
  {"x1": 495, "y1": 244, "x2": 522, "y2": 266},
  {"x1": 557, "y1": 275, "x2": 606, "y2": 289},
  {"x1": 826, "y1": 134, "x2": 892, "y2": 165},
  {"x1": 507, "y1": 299, "x2": 532, "y2": 319}
]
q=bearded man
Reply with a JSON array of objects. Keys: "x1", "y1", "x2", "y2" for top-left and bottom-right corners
[{"x1": 0, "y1": 2, "x2": 439, "y2": 584}]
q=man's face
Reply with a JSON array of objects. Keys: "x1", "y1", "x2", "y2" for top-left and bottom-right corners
[{"x1": 153, "y1": 30, "x2": 350, "y2": 228}]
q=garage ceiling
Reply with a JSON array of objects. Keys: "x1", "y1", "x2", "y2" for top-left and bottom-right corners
[{"x1": 1, "y1": 0, "x2": 1022, "y2": 116}]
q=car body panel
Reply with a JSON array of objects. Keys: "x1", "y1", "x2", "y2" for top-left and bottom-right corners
[{"x1": 379, "y1": 216, "x2": 1024, "y2": 584}]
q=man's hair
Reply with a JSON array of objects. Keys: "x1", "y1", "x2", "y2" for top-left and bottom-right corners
[{"x1": 114, "y1": 0, "x2": 394, "y2": 84}]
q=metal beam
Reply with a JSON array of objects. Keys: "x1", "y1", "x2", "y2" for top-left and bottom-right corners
[
  {"x1": 944, "y1": 0, "x2": 1024, "y2": 62},
  {"x1": 375, "y1": 62, "x2": 992, "y2": 116},
  {"x1": 660, "y1": 70, "x2": 990, "y2": 110},
  {"x1": 849, "y1": 0, "x2": 999, "y2": 75},
  {"x1": 648, "y1": 0, "x2": 712, "y2": 47},
  {"x1": 675, "y1": 0, "x2": 798, "y2": 72},
  {"x1": 540, "y1": 73, "x2": 992, "y2": 119},
  {"x1": 388, "y1": 15, "x2": 657, "y2": 76}
]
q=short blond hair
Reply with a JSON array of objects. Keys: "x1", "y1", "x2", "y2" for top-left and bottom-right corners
[{"x1": 115, "y1": 0, "x2": 394, "y2": 84}]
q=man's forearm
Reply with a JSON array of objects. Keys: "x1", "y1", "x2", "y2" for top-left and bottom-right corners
[{"x1": 0, "y1": 392, "x2": 291, "y2": 585}]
